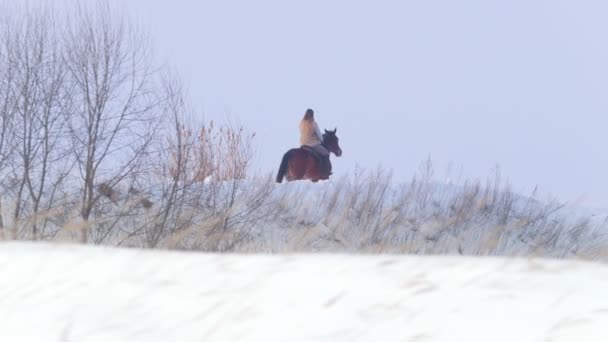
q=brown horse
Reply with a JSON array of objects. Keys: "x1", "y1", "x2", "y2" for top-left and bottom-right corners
[{"x1": 276, "y1": 128, "x2": 342, "y2": 183}]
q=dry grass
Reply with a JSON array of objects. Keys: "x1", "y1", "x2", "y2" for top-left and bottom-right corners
[{"x1": 3, "y1": 160, "x2": 607, "y2": 262}]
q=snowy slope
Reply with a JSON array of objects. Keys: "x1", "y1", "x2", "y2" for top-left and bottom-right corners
[{"x1": 1, "y1": 242, "x2": 608, "y2": 341}]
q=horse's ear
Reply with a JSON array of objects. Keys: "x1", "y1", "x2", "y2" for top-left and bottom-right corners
[
  {"x1": 324, "y1": 129, "x2": 329, "y2": 134},
  {"x1": 333, "y1": 128, "x2": 337, "y2": 134}
]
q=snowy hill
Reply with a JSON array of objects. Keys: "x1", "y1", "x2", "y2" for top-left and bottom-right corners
[
  {"x1": 2, "y1": 173, "x2": 608, "y2": 259},
  {"x1": 1, "y1": 241, "x2": 607, "y2": 341}
]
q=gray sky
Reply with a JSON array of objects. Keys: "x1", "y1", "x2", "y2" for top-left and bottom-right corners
[{"x1": 106, "y1": 0, "x2": 606, "y2": 207}]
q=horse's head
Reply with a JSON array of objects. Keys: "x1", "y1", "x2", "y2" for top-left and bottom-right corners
[{"x1": 322, "y1": 128, "x2": 342, "y2": 157}]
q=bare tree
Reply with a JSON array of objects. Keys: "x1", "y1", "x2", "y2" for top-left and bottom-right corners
[
  {"x1": 0, "y1": 11, "x2": 19, "y2": 234},
  {"x1": 139, "y1": 74, "x2": 198, "y2": 247},
  {"x1": 63, "y1": 2, "x2": 160, "y2": 242},
  {"x1": 1, "y1": 9, "x2": 73, "y2": 239},
  {"x1": 0, "y1": 1, "x2": 271, "y2": 247}
]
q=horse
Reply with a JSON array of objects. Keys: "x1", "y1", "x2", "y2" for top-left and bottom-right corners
[{"x1": 276, "y1": 128, "x2": 342, "y2": 183}]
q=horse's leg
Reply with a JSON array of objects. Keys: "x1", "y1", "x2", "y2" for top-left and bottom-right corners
[
  {"x1": 287, "y1": 150, "x2": 308, "y2": 181},
  {"x1": 305, "y1": 156, "x2": 322, "y2": 182}
]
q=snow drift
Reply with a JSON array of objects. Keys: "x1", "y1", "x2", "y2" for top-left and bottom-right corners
[{"x1": 0, "y1": 241, "x2": 607, "y2": 341}]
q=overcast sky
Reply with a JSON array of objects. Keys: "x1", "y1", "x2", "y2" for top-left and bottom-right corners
[{"x1": 96, "y1": 1, "x2": 608, "y2": 208}]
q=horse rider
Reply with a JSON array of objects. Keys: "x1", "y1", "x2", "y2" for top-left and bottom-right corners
[{"x1": 299, "y1": 109, "x2": 331, "y2": 176}]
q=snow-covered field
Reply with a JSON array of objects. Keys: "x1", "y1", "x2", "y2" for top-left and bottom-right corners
[{"x1": 1, "y1": 241, "x2": 607, "y2": 341}]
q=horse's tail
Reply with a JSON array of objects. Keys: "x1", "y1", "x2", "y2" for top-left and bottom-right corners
[{"x1": 276, "y1": 151, "x2": 291, "y2": 183}]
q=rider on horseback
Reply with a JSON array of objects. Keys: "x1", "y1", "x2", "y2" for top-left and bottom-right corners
[
  {"x1": 275, "y1": 109, "x2": 340, "y2": 183},
  {"x1": 299, "y1": 109, "x2": 332, "y2": 177}
]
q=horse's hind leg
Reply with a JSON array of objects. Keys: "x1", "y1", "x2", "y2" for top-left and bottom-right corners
[
  {"x1": 305, "y1": 157, "x2": 323, "y2": 182},
  {"x1": 288, "y1": 156, "x2": 307, "y2": 181}
]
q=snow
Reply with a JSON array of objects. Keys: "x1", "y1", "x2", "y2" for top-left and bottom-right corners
[{"x1": 1, "y1": 242, "x2": 608, "y2": 341}]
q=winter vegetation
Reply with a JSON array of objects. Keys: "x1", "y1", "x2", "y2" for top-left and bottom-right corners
[{"x1": 1, "y1": 2, "x2": 607, "y2": 262}]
